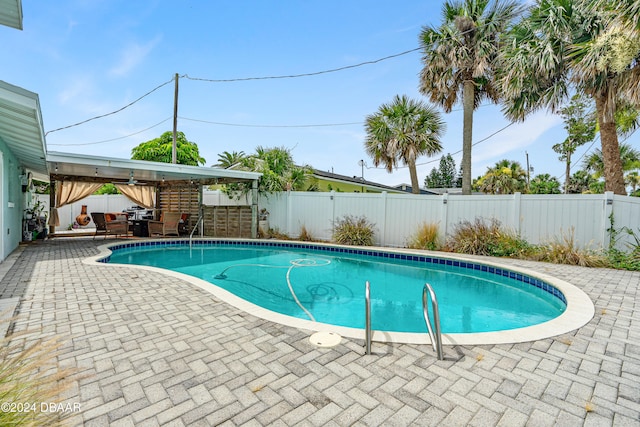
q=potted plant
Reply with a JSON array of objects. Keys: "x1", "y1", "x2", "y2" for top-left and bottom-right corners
[{"x1": 23, "y1": 200, "x2": 47, "y2": 241}]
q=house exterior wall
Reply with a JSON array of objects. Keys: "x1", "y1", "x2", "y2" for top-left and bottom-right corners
[
  {"x1": 0, "y1": 136, "x2": 24, "y2": 261},
  {"x1": 310, "y1": 176, "x2": 405, "y2": 194},
  {"x1": 313, "y1": 178, "x2": 379, "y2": 193}
]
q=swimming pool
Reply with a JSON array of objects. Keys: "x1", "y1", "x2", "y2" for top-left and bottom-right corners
[{"x1": 90, "y1": 239, "x2": 594, "y2": 345}]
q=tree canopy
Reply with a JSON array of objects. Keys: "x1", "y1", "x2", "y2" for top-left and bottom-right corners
[
  {"x1": 215, "y1": 151, "x2": 246, "y2": 169},
  {"x1": 529, "y1": 174, "x2": 562, "y2": 194},
  {"x1": 475, "y1": 159, "x2": 527, "y2": 194},
  {"x1": 553, "y1": 94, "x2": 596, "y2": 193},
  {"x1": 131, "y1": 131, "x2": 205, "y2": 166},
  {"x1": 222, "y1": 146, "x2": 313, "y2": 196},
  {"x1": 364, "y1": 95, "x2": 445, "y2": 194},
  {"x1": 419, "y1": 0, "x2": 523, "y2": 194},
  {"x1": 424, "y1": 154, "x2": 458, "y2": 189},
  {"x1": 499, "y1": 0, "x2": 640, "y2": 194}
]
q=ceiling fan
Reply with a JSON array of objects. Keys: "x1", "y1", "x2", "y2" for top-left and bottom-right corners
[{"x1": 113, "y1": 171, "x2": 147, "y2": 186}]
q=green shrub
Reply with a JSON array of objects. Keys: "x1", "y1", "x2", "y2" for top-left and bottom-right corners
[
  {"x1": 607, "y1": 226, "x2": 640, "y2": 270},
  {"x1": 607, "y1": 248, "x2": 640, "y2": 271},
  {"x1": 333, "y1": 215, "x2": 375, "y2": 246},
  {"x1": 446, "y1": 217, "x2": 532, "y2": 257},
  {"x1": 408, "y1": 222, "x2": 440, "y2": 250}
]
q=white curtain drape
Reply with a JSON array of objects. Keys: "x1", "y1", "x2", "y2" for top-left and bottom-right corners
[
  {"x1": 51, "y1": 181, "x2": 103, "y2": 226},
  {"x1": 115, "y1": 185, "x2": 156, "y2": 209}
]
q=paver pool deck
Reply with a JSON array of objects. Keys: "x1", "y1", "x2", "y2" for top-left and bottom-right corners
[{"x1": 1, "y1": 238, "x2": 639, "y2": 426}]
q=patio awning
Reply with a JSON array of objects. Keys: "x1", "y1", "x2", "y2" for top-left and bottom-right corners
[
  {"x1": 0, "y1": 80, "x2": 47, "y2": 178},
  {"x1": 47, "y1": 151, "x2": 262, "y2": 185}
]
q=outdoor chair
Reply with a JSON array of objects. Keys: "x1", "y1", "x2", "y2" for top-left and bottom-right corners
[
  {"x1": 91, "y1": 212, "x2": 107, "y2": 239},
  {"x1": 148, "y1": 211, "x2": 181, "y2": 237},
  {"x1": 91, "y1": 212, "x2": 129, "y2": 239}
]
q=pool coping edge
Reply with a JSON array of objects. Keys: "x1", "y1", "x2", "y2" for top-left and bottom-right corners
[{"x1": 84, "y1": 238, "x2": 595, "y2": 346}]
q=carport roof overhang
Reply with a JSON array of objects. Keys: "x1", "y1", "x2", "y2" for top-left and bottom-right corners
[
  {"x1": 0, "y1": 0, "x2": 23, "y2": 30},
  {"x1": 0, "y1": 81, "x2": 47, "y2": 178},
  {"x1": 47, "y1": 151, "x2": 262, "y2": 185}
]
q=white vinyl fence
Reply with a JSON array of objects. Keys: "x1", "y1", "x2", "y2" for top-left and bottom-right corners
[
  {"x1": 258, "y1": 191, "x2": 640, "y2": 251},
  {"x1": 36, "y1": 190, "x2": 640, "y2": 251}
]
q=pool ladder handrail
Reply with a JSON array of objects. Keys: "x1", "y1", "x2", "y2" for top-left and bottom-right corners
[
  {"x1": 423, "y1": 283, "x2": 444, "y2": 360},
  {"x1": 189, "y1": 214, "x2": 204, "y2": 248},
  {"x1": 365, "y1": 280, "x2": 372, "y2": 355}
]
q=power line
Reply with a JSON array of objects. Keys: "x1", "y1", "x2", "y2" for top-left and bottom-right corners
[
  {"x1": 367, "y1": 122, "x2": 516, "y2": 170},
  {"x1": 42, "y1": 44, "x2": 495, "y2": 137},
  {"x1": 47, "y1": 117, "x2": 172, "y2": 146},
  {"x1": 183, "y1": 48, "x2": 421, "y2": 83},
  {"x1": 180, "y1": 103, "x2": 491, "y2": 129},
  {"x1": 41, "y1": 16, "x2": 517, "y2": 136},
  {"x1": 179, "y1": 116, "x2": 362, "y2": 128},
  {"x1": 44, "y1": 77, "x2": 176, "y2": 135},
  {"x1": 44, "y1": 48, "x2": 420, "y2": 136}
]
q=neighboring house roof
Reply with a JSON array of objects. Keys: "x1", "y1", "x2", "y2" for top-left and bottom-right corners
[
  {"x1": 420, "y1": 187, "x2": 462, "y2": 195},
  {"x1": 0, "y1": 0, "x2": 23, "y2": 30},
  {"x1": 312, "y1": 169, "x2": 406, "y2": 193},
  {"x1": 0, "y1": 80, "x2": 47, "y2": 178},
  {"x1": 393, "y1": 184, "x2": 439, "y2": 195}
]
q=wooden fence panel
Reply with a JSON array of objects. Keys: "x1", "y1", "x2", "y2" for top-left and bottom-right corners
[{"x1": 202, "y1": 206, "x2": 253, "y2": 238}]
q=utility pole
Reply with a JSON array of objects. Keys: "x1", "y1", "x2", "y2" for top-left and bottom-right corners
[{"x1": 172, "y1": 73, "x2": 179, "y2": 164}]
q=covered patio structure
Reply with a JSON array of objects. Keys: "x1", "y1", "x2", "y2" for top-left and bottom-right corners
[{"x1": 46, "y1": 151, "x2": 262, "y2": 238}]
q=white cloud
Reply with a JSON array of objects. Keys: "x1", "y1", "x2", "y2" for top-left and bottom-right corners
[
  {"x1": 109, "y1": 35, "x2": 162, "y2": 77},
  {"x1": 57, "y1": 76, "x2": 94, "y2": 105},
  {"x1": 472, "y1": 111, "x2": 562, "y2": 164}
]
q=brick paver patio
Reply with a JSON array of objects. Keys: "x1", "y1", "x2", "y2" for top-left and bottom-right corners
[{"x1": 1, "y1": 238, "x2": 639, "y2": 426}]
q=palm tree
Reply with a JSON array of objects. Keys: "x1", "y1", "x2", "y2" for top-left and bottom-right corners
[
  {"x1": 584, "y1": 143, "x2": 640, "y2": 179},
  {"x1": 529, "y1": 173, "x2": 562, "y2": 194},
  {"x1": 364, "y1": 95, "x2": 445, "y2": 194},
  {"x1": 476, "y1": 159, "x2": 527, "y2": 194},
  {"x1": 419, "y1": 0, "x2": 523, "y2": 195},
  {"x1": 567, "y1": 169, "x2": 598, "y2": 194},
  {"x1": 245, "y1": 146, "x2": 312, "y2": 192},
  {"x1": 499, "y1": 0, "x2": 640, "y2": 195},
  {"x1": 215, "y1": 151, "x2": 245, "y2": 169},
  {"x1": 626, "y1": 171, "x2": 640, "y2": 194}
]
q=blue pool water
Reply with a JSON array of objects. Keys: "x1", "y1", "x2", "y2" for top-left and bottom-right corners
[{"x1": 105, "y1": 242, "x2": 566, "y2": 334}]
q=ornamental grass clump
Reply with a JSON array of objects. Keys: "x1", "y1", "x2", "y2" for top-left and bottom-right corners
[
  {"x1": 446, "y1": 217, "x2": 531, "y2": 258},
  {"x1": 298, "y1": 225, "x2": 315, "y2": 242},
  {"x1": 534, "y1": 228, "x2": 608, "y2": 267},
  {"x1": 407, "y1": 222, "x2": 440, "y2": 250},
  {"x1": 333, "y1": 215, "x2": 376, "y2": 246},
  {"x1": 0, "y1": 321, "x2": 80, "y2": 427}
]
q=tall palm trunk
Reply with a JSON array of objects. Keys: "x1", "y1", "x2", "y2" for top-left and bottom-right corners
[
  {"x1": 408, "y1": 158, "x2": 420, "y2": 194},
  {"x1": 564, "y1": 150, "x2": 571, "y2": 194},
  {"x1": 594, "y1": 92, "x2": 626, "y2": 195},
  {"x1": 461, "y1": 80, "x2": 475, "y2": 195}
]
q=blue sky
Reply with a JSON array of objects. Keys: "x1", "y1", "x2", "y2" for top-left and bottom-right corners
[{"x1": 2, "y1": 0, "x2": 614, "y2": 187}]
